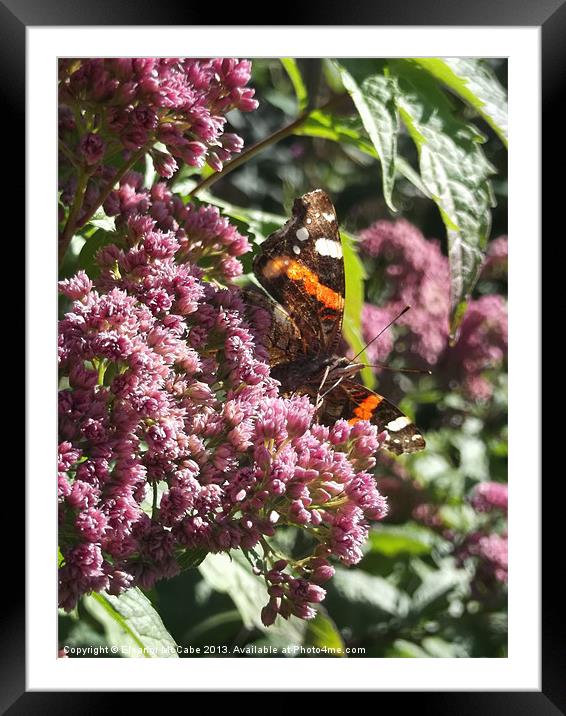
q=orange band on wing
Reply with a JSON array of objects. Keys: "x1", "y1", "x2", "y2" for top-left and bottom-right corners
[
  {"x1": 263, "y1": 258, "x2": 344, "y2": 311},
  {"x1": 348, "y1": 394, "x2": 383, "y2": 424}
]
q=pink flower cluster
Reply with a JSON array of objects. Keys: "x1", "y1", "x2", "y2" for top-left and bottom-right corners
[
  {"x1": 360, "y1": 218, "x2": 450, "y2": 366},
  {"x1": 359, "y1": 219, "x2": 508, "y2": 400},
  {"x1": 470, "y1": 481, "x2": 508, "y2": 514},
  {"x1": 442, "y1": 295, "x2": 508, "y2": 400},
  {"x1": 102, "y1": 173, "x2": 251, "y2": 282},
  {"x1": 458, "y1": 533, "x2": 508, "y2": 588},
  {"x1": 413, "y1": 480, "x2": 508, "y2": 595},
  {"x1": 482, "y1": 235, "x2": 508, "y2": 280},
  {"x1": 463, "y1": 482, "x2": 508, "y2": 589},
  {"x1": 59, "y1": 58, "x2": 257, "y2": 226},
  {"x1": 58, "y1": 210, "x2": 388, "y2": 620}
]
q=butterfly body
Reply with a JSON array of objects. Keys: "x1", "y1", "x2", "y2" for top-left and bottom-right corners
[{"x1": 249, "y1": 189, "x2": 425, "y2": 455}]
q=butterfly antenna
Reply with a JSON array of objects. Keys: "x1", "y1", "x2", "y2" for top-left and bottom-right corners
[
  {"x1": 349, "y1": 305, "x2": 411, "y2": 364},
  {"x1": 364, "y1": 363, "x2": 432, "y2": 375}
]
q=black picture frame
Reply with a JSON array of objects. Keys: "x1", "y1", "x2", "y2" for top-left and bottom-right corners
[{"x1": 8, "y1": 0, "x2": 556, "y2": 709}]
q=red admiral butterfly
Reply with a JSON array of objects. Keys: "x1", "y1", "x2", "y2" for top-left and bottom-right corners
[{"x1": 249, "y1": 189, "x2": 425, "y2": 455}]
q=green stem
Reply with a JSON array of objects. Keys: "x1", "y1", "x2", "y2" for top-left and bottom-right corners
[
  {"x1": 58, "y1": 145, "x2": 149, "y2": 268},
  {"x1": 59, "y1": 169, "x2": 89, "y2": 262},
  {"x1": 152, "y1": 480, "x2": 158, "y2": 519},
  {"x1": 59, "y1": 139, "x2": 80, "y2": 169},
  {"x1": 191, "y1": 100, "x2": 332, "y2": 197},
  {"x1": 96, "y1": 359, "x2": 107, "y2": 385}
]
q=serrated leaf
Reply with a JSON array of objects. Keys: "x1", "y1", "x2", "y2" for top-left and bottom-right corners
[
  {"x1": 83, "y1": 588, "x2": 179, "y2": 658},
  {"x1": 295, "y1": 109, "x2": 377, "y2": 156},
  {"x1": 280, "y1": 58, "x2": 308, "y2": 112},
  {"x1": 336, "y1": 64, "x2": 399, "y2": 211},
  {"x1": 295, "y1": 110, "x2": 430, "y2": 198},
  {"x1": 414, "y1": 58, "x2": 508, "y2": 147},
  {"x1": 391, "y1": 61, "x2": 496, "y2": 336}
]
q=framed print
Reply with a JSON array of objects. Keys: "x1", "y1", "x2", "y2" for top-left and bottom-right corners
[{"x1": 5, "y1": 0, "x2": 558, "y2": 709}]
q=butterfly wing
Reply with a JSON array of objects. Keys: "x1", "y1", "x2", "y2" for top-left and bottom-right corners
[
  {"x1": 321, "y1": 379, "x2": 426, "y2": 455},
  {"x1": 253, "y1": 189, "x2": 345, "y2": 355},
  {"x1": 242, "y1": 286, "x2": 307, "y2": 367}
]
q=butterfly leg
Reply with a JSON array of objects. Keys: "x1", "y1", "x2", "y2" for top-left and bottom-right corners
[{"x1": 314, "y1": 365, "x2": 332, "y2": 413}]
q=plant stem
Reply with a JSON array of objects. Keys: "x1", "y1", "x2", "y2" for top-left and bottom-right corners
[
  {"x1": 58, "y1": 145, "x2": 148, "y2": 267},
  {"x1": 58, "y1": 140, "x2": 80, "y2": 169},
  {"x1": 81, "y1": 145, "x2": 148, "y2": 226},
  {"x1": 152, "y1": 479, "x2": 158, "y2": 519},
  {"x1": 59, "y1": 169, "x2": 89, "y2": 262}
]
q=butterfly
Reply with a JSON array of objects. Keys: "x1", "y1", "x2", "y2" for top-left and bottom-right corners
[{"x1": 248, "y1": 189, "x2": 425, "y2": 455}]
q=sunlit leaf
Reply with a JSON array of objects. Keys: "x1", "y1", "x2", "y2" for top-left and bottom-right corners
[
  {"x1": 414, "y1": 58, "x2": 508, "y2": 146},
  {"x1": 336, "y1": 64, "x2": 399, "y2": 211},
  {"x1": 83, "y1": 588, "x2": 179, "y2": 658},
  {"x1": 391, "y1": 60, "x2": 496, "y2": 336}
]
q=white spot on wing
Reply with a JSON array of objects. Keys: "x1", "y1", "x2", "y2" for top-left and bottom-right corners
[
  {"x1": 296, "y1": 227, "x2": 309, "y2": 242},
  {"x1": 293, "y1": 245, "x2": 301, "y2": 255},
  {"x1": 315, "y1": 238, "x2": 343, "y2": 259},
  {"x1": 386, "y1": 416, "x2": 412, "y2": 432},
  {"x1": 323, "y1": 212, "x2": 335, "y2": 223},
  {"x1": 306, "y1": 218, "x2": 312, "y2": 224}
]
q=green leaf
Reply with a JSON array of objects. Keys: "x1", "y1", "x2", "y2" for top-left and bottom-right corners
[
  {"x1": 82, "y1": 588, "x2": 179, "y2": 658},
  {"x1": 422, "y1": 636, "x2": 465, "y2": 658},
  {"x1": 438, "y1": 504, "x2": 478, "y2": 533},
  {"x1": 387, "y1": 639, "x2": 430, "y2": 658},
  {"x1": 176, "y1": 547, "x2": 208, "y2": 571},
  {"x1": 336, "y1": 64, "x2": 399, "y2": 211},
  {"x1": 413, "y1": 58, "x2": 508, "y2": 147},
  {"x1": 411, "y1": 564, "x2": 467, "y2": 613},
  {"x1": 86, "y1": 206, "x2": 116, "y2": 233},
  {"x1": 391, "y1": 61, "x2": 496, "y2": 336},
  {"x1": 341, "y1": 230, "x2": 374, "y2": 389},
  {"x1": 280, "y1": 58, "x2": 308, "y2": 111},
  {"x1": 295, "y1": 109, "x2": 377, "y2": 157},
  {"x1": 451, "y1": 433, "x2": 489, "y2": 481},
  {"x1": 78, "y1": 229, "x2": 122, "y2": 278},
  {"x1": 369, "y1": 524, "x2": 438, "y2": 557},
  {"x1": 331, "y1": 567, "x2": 410, "y2": 618},
  {"x1": 295, "y1": 110, "x2": 430, "y2": 199},
  {"x1": 304, "y1": 608, "x2": 346, "y2": 656},
  {"x1": 198, "y1": 551, "x2": 306, "y2": 642}
]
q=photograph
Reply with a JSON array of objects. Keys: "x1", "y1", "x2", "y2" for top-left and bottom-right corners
[
  {"x1": 4, "y1": 1, "x2": 554, "y2": 703},
  {"x1": 56, "y1": 56, "x2": 509, "y2": 661}
]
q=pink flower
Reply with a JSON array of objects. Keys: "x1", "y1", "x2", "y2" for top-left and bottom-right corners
[
  {"x1": 58, "y1": 201, "x2": 388, "y2": 616},
  {"x1": 471, "y1": 482, "x2": 508, "y2": 514},
  {"x1": 442, "y1": 295, "x2": 507, "y2": 400},
  {"x1": 360, "y1": 218, "x2": 450, "y2": 366}
]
